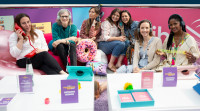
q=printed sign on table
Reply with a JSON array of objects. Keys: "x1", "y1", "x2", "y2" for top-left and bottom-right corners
[
  {"x1": 163, "y1": 67, "x2": 177, "y2": 87},
  {"x1": 0, "y1": 97, "x2": 13, "y2": 106},
  {"x1": 141, "y1": 71, "x2": 154, "y2": 89},
  {"x1": 61, "y1": 79, "x2": 78, "y2": 104},
  {"x1": 18, "y1": 75, "x2": 33, "y2": 93}
]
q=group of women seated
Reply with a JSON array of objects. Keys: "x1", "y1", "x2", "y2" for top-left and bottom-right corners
[{"x1": 9, "y1": 6, "x2": 200, "y2": 75}]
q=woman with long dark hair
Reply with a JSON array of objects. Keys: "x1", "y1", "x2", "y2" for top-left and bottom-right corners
[
  {"x1": 9, "y1": 13, "x2": 67, "y2": 75},
  {"x1": 97, "y1": 8, "x2": 127, "y2": 72},
  {"x1": 156, "y1": 14, "x2": 200, "y2": 67},
  {"x1": 80, "y1": 6, "x2": 101, "y2": 41}
]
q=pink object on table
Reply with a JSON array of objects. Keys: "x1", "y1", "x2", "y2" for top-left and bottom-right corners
[
  {"x1": 119, "y1": 94, "x2": 134, "y2": 102},
  {"x1": 45, "y1": 98, "x2": 50, "y2": 104},
  {"x1": 132, "y1": 92, "x2": 152, "y2": 101}
]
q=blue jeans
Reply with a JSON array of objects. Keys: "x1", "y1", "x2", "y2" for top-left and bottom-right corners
[{"x1": 98, "y1": 40, "x2": 128, "y2": 57}]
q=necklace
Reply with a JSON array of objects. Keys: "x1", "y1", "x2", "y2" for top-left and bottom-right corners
[{"x1": 171, "y1": 32, "x2": 186, "y2": 66}]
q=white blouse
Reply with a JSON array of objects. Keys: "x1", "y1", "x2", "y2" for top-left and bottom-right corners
[
  {"x1": 9, "y1": 29, "x2": 48, "y2": 60},
  {"x1": 97, "y1": 20, "x2": 120, "y2": 42}
]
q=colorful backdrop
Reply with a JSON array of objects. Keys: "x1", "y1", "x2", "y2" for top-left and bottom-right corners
[{"x1": 0, "y1": 7, "x2": 200, "y2": 43}]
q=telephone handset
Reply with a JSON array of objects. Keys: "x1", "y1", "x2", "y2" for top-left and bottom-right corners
[
  {"x1": 14, "y1": 23, "x2": 26, "y2": 37},
  {"x1": 95, "y1": 12, "x2": 104, "y2": 22},
  {"x1": 14, "y1": 24, "x2": 36, "y2": 58}
]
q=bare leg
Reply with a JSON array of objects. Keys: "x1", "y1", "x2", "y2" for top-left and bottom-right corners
[
  {"x1": 100, "y1": 81, "x2": 107, "y2": 93},
  {"x1": 116, "y1": 55, "x2": 125, "y2": 68},
  {"x1": 108, "y1": 55, "x2": 117, "y2": 72},
  {"x1": 59, "y1": 70, "x2": 68, "y2": 75}
]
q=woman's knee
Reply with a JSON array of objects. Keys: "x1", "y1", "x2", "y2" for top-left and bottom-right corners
[
  {"x1": 56, "y1": 43, "x2": 65, "y2": 50},
  {"x1": 116, "y1": 41, "x2": 125, "y2": 49}
]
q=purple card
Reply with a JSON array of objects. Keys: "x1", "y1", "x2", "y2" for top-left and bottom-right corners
[
  {"x1": 0, "y1": 98, "x2": 13, "y2": 105},
  {"x1": 18, "y1": 75, "x2": 33, "y2": 92},
  {"x1": 61, "y1": 79, "x2": 78, "y2": 104},
  {"x1": 163, "y1": 67, "x2": 177, "y2": 87}
]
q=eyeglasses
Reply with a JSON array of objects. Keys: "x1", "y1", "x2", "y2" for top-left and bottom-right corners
[{"x1": 61, "y1": 16, "x2": 69, "y2": 18}]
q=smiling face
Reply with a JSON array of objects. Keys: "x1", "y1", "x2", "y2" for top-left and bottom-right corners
[
  {"x1": 140, "y1": 22, "x2": 151, "y2": 38},
  {"x1": 89, "y1": 8, "x2": 98, "y2": 19},
  {"x1": 60, "y1": 11, "x2": 70, "y2": 24},
  {"x1": 169, "y1": 18, "x2": 182, "y2": 34},
  {"x1": 20, "y1": 17, "x2": 31, "y2": 32},
  {"x1": 121, "y1": 12, "x2": 130, "y2": 24},
  {"x1": 111, "y1": 12, "x2": 120, "y2": 23}
]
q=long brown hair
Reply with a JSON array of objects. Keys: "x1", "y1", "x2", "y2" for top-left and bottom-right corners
[
  {"x1": 85, "y1": 7, "x2": 101, "y2": 35},
  {"x1": 14, "y1": 13, "x2": 38, "y2": 38},
  {"x1": 106, "y1": 8, "x2": 121, "y2": 26},
  {"x1": 134, "y1": 20, "x2": 153, "y2": 45}
]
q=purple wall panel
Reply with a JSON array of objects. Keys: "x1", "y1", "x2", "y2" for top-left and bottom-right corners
[{"x1": 0, "y1": 8, "x2": 72, "y2": 24}]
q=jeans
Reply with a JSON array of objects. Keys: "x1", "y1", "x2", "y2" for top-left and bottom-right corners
[{"x1": 98, "y1": 40, "x2": 128, "y2": 57}]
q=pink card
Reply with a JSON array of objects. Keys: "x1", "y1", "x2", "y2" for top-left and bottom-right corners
[
  {"x1": 119, "y1": 94, "x2": 134, "y2": 102},
  {"x1": 141, "y1": 71, "x2": 153, "y2": 89},
  {"x1": 132, "y1": 92, "x2": 152, "y2": 101}
]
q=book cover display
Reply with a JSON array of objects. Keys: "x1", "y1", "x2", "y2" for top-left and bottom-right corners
[
  {"x1": 0, "y1": 93, "x2": 16, "y2": 111},
  {"x1": 141, "y1": 71, "x2": 154, "y2": 89},
  {"x1": 0, "y1": 16, "x2": 14, "y2": 31},
  {"x1": 163, "y1": 67, "x2": 177, "y2": 87},
  {"x1": 18, "y1": 75, "x2": 33, "y2": 93},
  {"x1": 118, "y1": 89, "x2": 154, "y2": 108},
  {"x1": 61, "y1": 79, "x2": 78, "y2": 104},
  {"x1": 32, "y1": 22, "x2": 51, "y2": 34}
]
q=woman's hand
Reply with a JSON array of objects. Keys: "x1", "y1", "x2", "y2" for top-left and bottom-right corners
[
  {"x1": 35, "y1": 48, "x2": 46, "y2": 54},
  {"x1": 69, "y1": 37, "x2": 78, "y2": 43},
  {"x1": 185, "y1": 51, "x2": 196, "y2": 63},
  {"x1": 52, "y1": 40, "x2": 62, "y2": 48},
  {"x1": 91, "y1": 37, "x2": 96, "y2": 41},
  {"x1": 118, "y1": 36, "x2": 126, "y2": 42},
  {"x1": 118, "y1": 22, "x2": 124, "y2": 30},
  {"x1": 156, "y1": 49, "x2": 166, "y2": 56},
  {"x1": 92, "y1": 19, "x2": 97, "y2": 26},
  {"x1": 133, "y1": 67, "x2": 144, "y2": 73},
  {"x1": 15, "y1": 29, "x2": 24, "y2": 40}
]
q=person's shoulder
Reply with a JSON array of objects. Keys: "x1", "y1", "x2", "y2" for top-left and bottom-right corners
[
  {"x1": 34, "y1": 29, "x2": 43, "y2": 35},
  {"x1": 70, "y1": 24, "x2": 77, "y2": 28},
  {"x1": 10, "y1": 32, "x2": 17, "y2": 38},
  {"x1": 52, "y1": 22, "x2": 60, "y2": 27},
  {"x1": 131, "y1": 21, "x2": 139, "y2": 28},
  {"x1": 82, "y1": 19, "x2": 88, "y2": 23},
  {"x1": 186, "y1": 33, "x2": 196, "y2": 42},
  {"x1": 102, "y1": 20, "x2": 111, "y2": 26}
]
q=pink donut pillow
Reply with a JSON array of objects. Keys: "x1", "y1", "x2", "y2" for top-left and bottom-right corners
[{"x1": 76, "y1": 39, "x2": 97, "y2": 63}]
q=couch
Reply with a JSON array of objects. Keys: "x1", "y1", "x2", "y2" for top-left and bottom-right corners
[
  {"x1": 0, "y1": 30, "x2": 45, "y2": 79},
  {"x1": 0, "y1": 30, "x2": 128, "y2": 79}
]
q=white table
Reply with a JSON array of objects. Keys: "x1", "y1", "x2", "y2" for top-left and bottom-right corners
[
  {"x1": 0, "y1": 75, "x2": 94, "y2": 111},
  {"x1": 107, "y1": 73, "x2": 200, "y2": 111}
]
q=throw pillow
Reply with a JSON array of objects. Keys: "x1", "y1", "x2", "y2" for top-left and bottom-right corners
[{"x1": 86, "y1": 61, "x2": 107, "y2": 76}]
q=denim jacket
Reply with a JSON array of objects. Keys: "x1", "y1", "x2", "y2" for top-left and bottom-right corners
[{"x1": 124, "y1": 21, "x2": 139, "y2": 44}]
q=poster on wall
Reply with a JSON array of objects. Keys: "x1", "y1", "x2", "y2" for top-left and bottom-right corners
[
  {"x1": 0, "y1": 15, "x2": 14, "y2": 31},
  {"x1": 32, "y1": 22, "x2": 52, "y2": 34}
]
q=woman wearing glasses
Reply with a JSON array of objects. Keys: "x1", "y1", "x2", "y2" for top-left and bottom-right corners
[{"x1": 49, "y1": 9, "x2": 78, "y2": 68}]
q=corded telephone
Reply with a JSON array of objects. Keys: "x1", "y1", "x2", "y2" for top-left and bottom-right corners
[{"x1": 14, "y1": 23, "x2": 36, "y2": 58}]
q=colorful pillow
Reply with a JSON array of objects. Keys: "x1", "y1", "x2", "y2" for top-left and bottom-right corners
[{"x1": 86, "y1": 61, "x2": 107, "y2": 76}]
